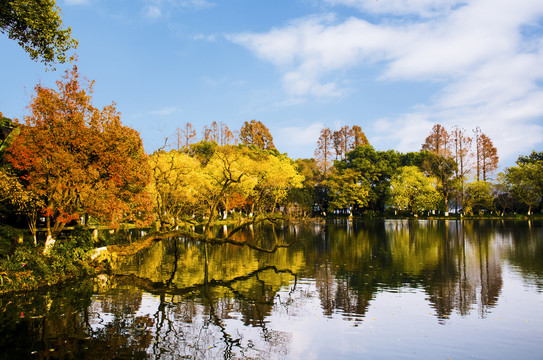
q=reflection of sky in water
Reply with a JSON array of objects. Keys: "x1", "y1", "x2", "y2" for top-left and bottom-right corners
[{"x1": 85, "y1": 265, "x2": 543, "y2": 359}]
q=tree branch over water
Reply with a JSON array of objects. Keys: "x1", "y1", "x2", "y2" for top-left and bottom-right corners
[{"x1": 106, "y1": 214, "x2": 296, "y2": 257}]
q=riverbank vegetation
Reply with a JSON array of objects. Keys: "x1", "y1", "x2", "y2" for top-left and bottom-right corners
[{"x1": 1, "y1": 66, "x2": 542, "y2": 293}]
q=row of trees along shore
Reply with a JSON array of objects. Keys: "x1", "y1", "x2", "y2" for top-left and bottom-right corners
[{"x1": 1, "y1": 67, "x2": 542, "y2": 255}]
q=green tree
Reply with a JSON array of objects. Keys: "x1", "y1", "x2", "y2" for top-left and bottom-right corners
[
  {"x1": 388, "y1": 166, "x2": 442, "y2": 214},
  {"x1": 415, "y1": 151, "x2": 457, "y2": 211},
  {"x1": 289, "y1": 158, "x2": 320, "y2": 215},
  {"x1": 0, "y1": 0, "x2": 78, "y2": 66},
  {"x1": 335, "y1": 145, "x2": 401, "y2": 211},
  {"x1": 463, "y1": 181, "x2": 494, "y2": 215},
  {"x1": 504, "y1": 161, "x2": 542, "y2": 215},
  {"x1": 327, "y1": 168, "x2": 370, "y2": 213}
]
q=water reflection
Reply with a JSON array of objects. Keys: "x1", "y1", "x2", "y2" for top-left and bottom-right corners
[{"x1": 1, "y1": 220, "x2": 542, "y2": 359}]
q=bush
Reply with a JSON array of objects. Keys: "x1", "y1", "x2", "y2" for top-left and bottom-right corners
[
  {"x1": 0, "y1": 225, "x2": 23, "y2": 258},
  {"x1": 0, "y1": 228, "x2": 95, "y2": 292}
]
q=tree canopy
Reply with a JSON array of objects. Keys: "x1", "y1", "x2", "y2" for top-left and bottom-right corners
[
  {"x1": 5, "y1": 66, "x2": 152, "y2": 247},
  {"x1": 239, "y1": 120, "x2": 275, "y2": 150},
  {"x1": 0, "y1": 0, "x2": 77, "y2": 66}
]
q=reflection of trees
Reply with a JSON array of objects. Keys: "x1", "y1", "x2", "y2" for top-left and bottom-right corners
[
  {"x1": 503, "y1": 221, "x2": 543, "y2": 290},
  {"x1": 312, "y1": 220, "x2": 504, "y2": 322},
  {"x1": 398, "y1": 220, "x2": 502, "y2": 321},
  {"x1": 104, "y1": 265, "x2": 296, "y2": 359},
  {"x1": 4, "y1": 220, "x2": 537, "y2": 358}
]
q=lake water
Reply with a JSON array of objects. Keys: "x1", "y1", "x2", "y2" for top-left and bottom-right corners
[{"x1": 1, "y1": 220, "x2": 542, "y2": 359}]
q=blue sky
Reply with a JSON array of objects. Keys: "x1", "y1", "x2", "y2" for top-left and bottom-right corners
[{"x1": 1, "y1": 0, "x2": 543, "y2": 170}]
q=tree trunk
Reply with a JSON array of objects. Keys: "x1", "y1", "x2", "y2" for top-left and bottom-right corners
[
  {"x1": 43, "y1": 234, "x2": 56, "y2": 255},
  {"x1": 43, "y1": 215, "x2": 55, "y2": 254}
]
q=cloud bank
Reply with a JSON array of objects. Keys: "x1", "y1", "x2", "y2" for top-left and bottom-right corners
[{"x1": 228, "y1": 0, "x2": 543, "y2": 164}]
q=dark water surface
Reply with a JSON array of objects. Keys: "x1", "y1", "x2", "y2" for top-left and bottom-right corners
[{"x1": 1, "y1": 220, "x2": 542, "y2": 359}]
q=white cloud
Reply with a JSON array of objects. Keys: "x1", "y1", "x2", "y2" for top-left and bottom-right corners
[
  {"x1": 143, "y1": 5, "x2": 162, "y2": 19},
  {"x1": 230, "y1": 0, "x2": 543, "y2": 164}
]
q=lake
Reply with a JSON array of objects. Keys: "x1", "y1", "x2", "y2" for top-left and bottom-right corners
[{"x1": 1, "y1": 220, "x2": 542, "y2": 359}]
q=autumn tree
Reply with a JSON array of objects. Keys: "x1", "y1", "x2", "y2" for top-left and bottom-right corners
[
  {"x1": 202, "y1": 125, "x2": 212, "y2": 142},
  {"x1": 422, "y1": 124, "x2": 451, "y2": 157},
  {"x1": 209, "y1": 121, "x2": 220, "y2": 143},
  {"x1": 0, "y1": 0, "x2": 78, "y2": 66},
  {"x1": 5, "y1": 66, "x2": 152, "y2": 252},
  {"x1": 478, "y1": 133, "x2": 498, "y2": 181},
  {"x1": 332, "y1": 129, "x2": 343, "y2": 160},
  {"x1": 351, "y1": 125, "x2": 369, "y2": 149},
  {"x1": 176, "y1": 122, "x2": 197, "y2": 149},
  {"x1": 249, "y1": 151, "x2": 304, "y2": 213},
  {"x1": 148, "y1": 150, "x2": 203, "y2": 230},
  {"x1": 419, "y1": 125, "x2": 457, "y2": 211},
  {"x1": 219, "y1": 122, "x2": 235, "y2": 145},
  {"x1": 314, "y1": 127, "x2": 334, "y2": 176},
  {"x1": 451, "y1": 126, "x2": 472, "y2": 212},
  {"x1": 239, "y1": 120, "x2": 275, "y2": 150}
]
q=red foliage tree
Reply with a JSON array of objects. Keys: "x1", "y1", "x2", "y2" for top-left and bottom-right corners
[{"x1": 6, "y1": 66, "x2": 152, "y2": 249}]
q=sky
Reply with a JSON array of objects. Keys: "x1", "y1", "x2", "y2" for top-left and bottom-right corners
[{"x1": 1, "y1": 0, "x2": 543, "y2": 170}]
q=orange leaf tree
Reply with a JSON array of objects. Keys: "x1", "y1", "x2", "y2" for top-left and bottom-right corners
[{"x1": 6, "y1": 66, "x2": 152, "y2": 247}]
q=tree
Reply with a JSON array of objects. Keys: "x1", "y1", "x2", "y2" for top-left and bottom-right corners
[
  {"x1": 0, "y1": 0, "x2": 77, "y2": 66},
  {"x1": 219, "y1": 122, "x2": 235, "y2": 145},
  {"x1": 414, "y1": 151, "x2": 457, "y2": 211},
  {"x1": 314, "y1": 127, "x2": 333, "y2": 176},
  {"x1": 473, "y1": 127, "x2": 498, "y2": 181},
  {"x1": 351, "y1": 125, "x2": 369, "y2": 149},
  {"x1": 0, "y1": 114, "x2": 19, "y2": 156},
  {"x1": 5, "y1": 66, "x2": 152, "y2": 252},
  {"x1": 327, "y1": 168, "x2": 370, "y2": 213},
  {"x1": 451, "y1": 126, "x2": 472, "y2": 212},
  {"x1": 176, "y1": 122, "x2": 196, "y2": 149},
  {"x1": 463, "y1": 181, "x2": 494, "y2": 215},
  {"x1": 517, "y1": 151, "x2": 543, "y2": 164},
  {"x1": 388, "y1": 166, "x2": 442, "y2": 214},
  {"x1": 0, "y1": 168, "x2": 43, "y2": 244},
  {"x1": 148, "y1": 150, "x2": 203, "y2": 230},
  {"x1": 335, "y1": 145, "x2": 401, "y2": 211},
  {"x1": 249, "y1": 151, "x2": 304, "y2": 213},
  {"x1": 493, "y1": 173, "x2": 514, "y2": 216},
  {"x1": 210, "y1": 121, "x2": 220, "y2": 143},
  {"x1": 332, "y1": 129, "x2": 343, "y2": 160},
  {"x1": 239, "y1": 120, "x2": 275, "y2": 150},
  {"x1": 422, "y1": 124, "x2": 451, "y2": 157},
  {"x1": 504, "y1": 161, "x2": 542, "y2": 215},
  {"x1": 290, "y1": 158, "x2": 320, "y2": 215}
]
